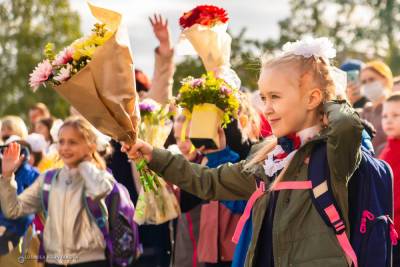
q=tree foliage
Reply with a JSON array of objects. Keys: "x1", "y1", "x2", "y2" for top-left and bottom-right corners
[
  {"x1": 174, "y1": 0, "x2": 400, "y2": 93},
  {"x1": 0, "y1": 0, "x2": 81, "y2": 118},
  {"x1": 277, "y1": 0, "x2": 400, "y2": 73}
]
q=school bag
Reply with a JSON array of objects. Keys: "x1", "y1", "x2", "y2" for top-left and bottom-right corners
[
  {"x1": 233, "y1": 137, "x2": 397, "y2": 267},
  {"x1": 309, "y1": 143, "x2": 396, "y2": 267},
  {"x1": 40, "y1": 169, "x2": 142, "y2": 267}
]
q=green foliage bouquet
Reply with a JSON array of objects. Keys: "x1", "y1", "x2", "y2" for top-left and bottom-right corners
[
  {"x1": 176, "y1": 71, "x2": 240, "y2": 127},
  {"x1": 176, "y1": 72, "x2": 240, "y2": 149}
]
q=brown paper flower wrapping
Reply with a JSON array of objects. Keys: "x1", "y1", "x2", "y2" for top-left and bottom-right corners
[{"x1": 54, "y1": 4, "x2": 139, "y2": 144}]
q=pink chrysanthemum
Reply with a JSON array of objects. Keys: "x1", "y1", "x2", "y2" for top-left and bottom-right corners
[
  {"x1": 54, "y1": 64, "x2": 72, "y2": 83},
  {"x1": 29, "y1": 60, "x2": 53, "y2": 91},
  {"x1": 53, "y1": 46, "x2": 74, "y2": 66},
  {"x1": 220, "y1": 85, "x2": 232, "y2": 95}
]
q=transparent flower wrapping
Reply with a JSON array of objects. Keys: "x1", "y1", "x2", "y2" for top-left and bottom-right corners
[
  {"x1": 134, "y1": 104, "x2": 180, "y2": 225},
  {"x1": 133, "y1": 179, "x2": 180, "y2": 225},
  {"x1": 136, "y1": 102, "x2": 172, "y2": 193},
  {"x1": 138, "y1": 115, "x2": 172, "y2": 149}
]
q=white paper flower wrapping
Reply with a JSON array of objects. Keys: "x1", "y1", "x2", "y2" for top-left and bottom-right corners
[{"x1": 177, "y1": 23, "x2": 241, "y2": 89}]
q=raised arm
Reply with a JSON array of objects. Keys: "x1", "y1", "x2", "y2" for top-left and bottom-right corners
[
  {"x1": 324, "y1": 100, "x2": 363, "y2": 183},
  {"x1": 146, "y1": 14, "x2": 174, "y2": 104}
]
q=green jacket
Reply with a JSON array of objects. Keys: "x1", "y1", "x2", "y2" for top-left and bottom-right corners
[{"x1": 149, "y1": 101, "x2": 363, "y2": 267}]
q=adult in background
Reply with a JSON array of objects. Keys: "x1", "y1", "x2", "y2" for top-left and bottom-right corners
[
  {"x1": 360, "y1": 60, "x2": 394, "y2": 152},
  {"x1": 340, "y1": 59, "x2": 369, "y2": 109}
]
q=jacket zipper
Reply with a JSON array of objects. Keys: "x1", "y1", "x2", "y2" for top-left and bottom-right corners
[{"x1": 61, "y1": 181, "x2": 68, "y2": 262}]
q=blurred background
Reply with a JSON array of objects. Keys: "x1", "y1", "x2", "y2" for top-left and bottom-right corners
[{"x1": 1, "y1": 0, "x2": 400, "y2": 118}]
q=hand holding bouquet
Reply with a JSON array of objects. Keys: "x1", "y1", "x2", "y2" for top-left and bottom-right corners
[{"x1": 29, "y1": 3, "x2": 139, "y2": 144}]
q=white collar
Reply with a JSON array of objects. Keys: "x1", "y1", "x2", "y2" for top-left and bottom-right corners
[
  {"x1": 263, "y1": 125, "x2": 320, "y2": 177},
  {"x1": 297, "y1": 125, "x2": 321, "y2": 146}
]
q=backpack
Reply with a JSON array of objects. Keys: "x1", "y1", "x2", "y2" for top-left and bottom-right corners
[
  {"x1": 40, "y1": 169, "x2": 142, "y2": 266},
  {"x1": 309, "y1": 143, "x2": 397, "y2": 267},
  {"x1": 232, "y1": 142, "x2": 397, "y2": 267}
]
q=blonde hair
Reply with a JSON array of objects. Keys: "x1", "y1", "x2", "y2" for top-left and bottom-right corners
[
  {"x1": 30, "y1": 102, "x2": 50, "y2": 118},
  {"x1": 386, "y1": 92, "x2": 400, "y2": 103},
  {"x1": 238, "y1": 91, "x2": 261, "y2": 143},
  {"x1": 59, "y1": 117, "x2": 106, "y2": 170},
  {"x1": 245, "y1": 53, "x2": 337, "y2": 188},
  {"x1": 1, "y1": 116, "x2": 28, "y2": 139}
]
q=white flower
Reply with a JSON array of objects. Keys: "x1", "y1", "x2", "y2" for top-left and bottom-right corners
[
  {"x1": 282, "y1": 37, "x2": 336, "y2": 60},
  {"x1": 54, "y1": 64, "x2": 72, "y2": 82}
]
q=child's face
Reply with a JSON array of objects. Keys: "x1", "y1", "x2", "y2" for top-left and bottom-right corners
[
  {"x1": 34, "y1": 122, "x2": 50, "y2": 141},
  {"x1": 1, "y1": 126, "x2": 13, "y2": 141},
  {"x1": 258, "y1": 66, "x2": 321, "y2": 137},
  {"x1": 382, "y1": 101, "x2": 400, "y2": 138},
  {"x1": 58, "y1": 126, "x2": 94, "y2": 168},
  {"x1": 29, "y1": 109, "x2": 44, "y2": 125},
  {"x1": 174, "y1": 122, "x2": 193, "y2": 155}
]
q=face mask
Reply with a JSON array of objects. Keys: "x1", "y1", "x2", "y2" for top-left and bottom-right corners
[{"x1": 362, "y1": 81, "x2": 385, "y2": 102}]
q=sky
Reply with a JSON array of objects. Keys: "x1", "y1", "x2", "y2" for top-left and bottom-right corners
[{"x1": 69, "y1": 0, "x2": 290, "y2": 75}]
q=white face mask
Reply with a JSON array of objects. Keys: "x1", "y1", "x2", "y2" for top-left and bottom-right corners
[{"x1": 362, "y1": 81, "x2": 385, "y2": 102}]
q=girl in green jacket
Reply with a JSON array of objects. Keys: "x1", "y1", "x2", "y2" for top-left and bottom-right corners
[{"x1": 124, "y1": 37, "x2": 363, "y2": 267}]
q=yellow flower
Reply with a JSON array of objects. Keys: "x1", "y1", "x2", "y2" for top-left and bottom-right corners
[
  {"x1": 71, "y1": 29, "x2": 113, "y2": 61},
  {"x1": 72, "y1": 37, "x2": 97, "y2": 60},
  {"x1": 91, "y1": 30, "x2": 113, "y2": 46}
]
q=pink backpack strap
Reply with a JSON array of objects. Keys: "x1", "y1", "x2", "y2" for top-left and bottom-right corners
[
  {"x1": 232, "y1": 180, "x2": 312, "y2": 244},
  {"x1": 232, "y1": 181, "x2": 265, "y2": 244},
  {"x1": 270, "y1": 181, "x2": 312, "y2": 191},
  {"x1": 324, "y1": 204, "x2": 358, "y2": 267}
]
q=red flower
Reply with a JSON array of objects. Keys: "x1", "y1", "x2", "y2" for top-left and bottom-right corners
[{"x1": 179, "y1": 5, "x2": 229, "y2": 29}]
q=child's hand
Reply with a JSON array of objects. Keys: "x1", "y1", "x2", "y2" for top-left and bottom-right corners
[
  {"x1": 149, "y1": 14, "x2": 172, "y2": 55},
  {"x1": 1, "y1": 143, "x2": 24, "y2": 179},
  {"x1": 121, "y1": 139, "x2": 154, "y2": 162}
]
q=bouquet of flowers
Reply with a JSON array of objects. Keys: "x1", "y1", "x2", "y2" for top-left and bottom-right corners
[
  {"x1": 138, "y1": 99, "x2": 172, "y2": 148},
  {"x1": 136, "y1": 99, "x2": 172, "y2": 192},
  {"x1": 176, "y1": 72, "x2": 240, "y2": 148},
  {"x1": 134, "y1": 99, "x2": 180, "y2": 225},
  {"x1": 29, "y1": 3, "x2": 139, "y2": 144},
  {"x1": 178, "y1": 5, "x2": 240, "y2": 89},
  {"x1": 179, "y1": 5, "x2": 228, "y2": 29}
]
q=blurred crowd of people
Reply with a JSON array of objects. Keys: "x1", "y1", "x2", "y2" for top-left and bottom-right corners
[{"x1": 0, "y1": 14, "x2": 400, "y2": 267}]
